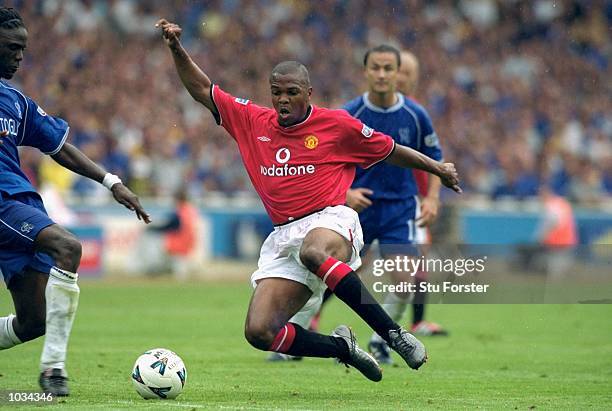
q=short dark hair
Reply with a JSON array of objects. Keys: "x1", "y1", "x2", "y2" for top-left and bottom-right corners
[
  {"x1": 0, "y1": 7, "x2": 25, "y2": 30},
  {"x1": 269, "y1": 61, "x2": 311, "y2": 87},
  {"x1": 363, "y1": 44, "x2": 401, "y2": 68}
]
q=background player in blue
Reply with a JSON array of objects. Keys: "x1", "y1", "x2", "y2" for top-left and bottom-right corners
[
  {"x1": 0, "y1": 7, "x2": 150, "y2": 396},
  {"x1": 396, "y1": 50, "x2": 449, "y2": 338},
  {"x1": 343, "y1": 45, "x2": 443, "y2": 364}
]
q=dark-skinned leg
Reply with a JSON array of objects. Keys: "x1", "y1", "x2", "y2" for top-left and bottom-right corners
[
  {"x1": 244, "y1": 278, "x2": 348, "y2": 359},
  {"x1": 310, "y1": 246, "x2": 376, "y2": 331},
  {"x1": 8, "y1": 270, "x2": 48, "y2": 342},
  {"x1": 299, "y1": 228, "x2": 400, "y2": 340},
  {"x1": 299, "y1": 228, "x2": 427, "y2": 370},
  {"x1": 0, "y1": 221, "x2": 79, "y2": 350},
  {"x1": 0, "y1": 270, "x2": 48, "y2": 349},
  {"x1": 246, "y1": 277, "x2": 383, "y2": 381},
  {"x1": 34, "y1": 224, "x2": 82, "y2": 395}
]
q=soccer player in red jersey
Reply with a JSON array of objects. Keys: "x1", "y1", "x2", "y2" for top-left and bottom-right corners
[{"x1": 157, "y1": 19, "x2": 460, "y2": 382}]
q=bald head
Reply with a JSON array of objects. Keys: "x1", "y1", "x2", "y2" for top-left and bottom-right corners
[
  {"x1": 269, "y1": 60, "x2": 313, "y2": 126},
  {"x1": 269, "y1": 61, "x2": 311, "y2": 87},
  {"x1": 397, "y1": 51, "x2": 419, "y2": 96}
]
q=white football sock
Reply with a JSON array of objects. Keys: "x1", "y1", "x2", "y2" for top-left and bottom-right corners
[
  {"x1": 40, "y1": 267, "x2": 80, "y2": 372},
  {"x1": 0, "y1": 314, "x2": 22, "y2": 349},
  {"x1": 382, "y1": 291, "x2": 411, "y2": 323}
]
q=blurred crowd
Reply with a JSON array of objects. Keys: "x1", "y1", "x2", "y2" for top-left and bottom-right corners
[{"x1": 9, "y1": 0, "x2": 612, "y2": 205}]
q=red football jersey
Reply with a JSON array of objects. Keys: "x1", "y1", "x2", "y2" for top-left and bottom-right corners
[
  {"x1": 212, "y1": 85, "x2": 395, "y2": 224},
  {"x1": 413, "y1": 169, "x2": 429, "y2": 197}
]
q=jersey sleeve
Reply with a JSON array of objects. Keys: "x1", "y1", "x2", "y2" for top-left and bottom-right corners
[
  {"x1": 210, "y1": 84, "x2": 253, "y2": 143},
  {"x1": 416, "y1": 106, "x2": 442, "y2": 161},
  {"x1": 19, "y1": 96, "x2": 69, "y2": 155},
  {"x1": 336, "y1": 110, "x2": 395, "y2": 169}
]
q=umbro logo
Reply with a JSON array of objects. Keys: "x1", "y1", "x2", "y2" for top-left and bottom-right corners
[{"x1": 257, "y1": 136, "x2": 271, "y2": 142}]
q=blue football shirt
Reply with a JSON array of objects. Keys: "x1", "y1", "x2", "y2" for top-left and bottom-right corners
[
  {"x1": 0, "y1": 81, "x2": 69, "y2": 196},
  {"x1": 343, "y1": 93, "x2": 442, "y2": 200}
]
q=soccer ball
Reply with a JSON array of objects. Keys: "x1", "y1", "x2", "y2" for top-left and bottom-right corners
[{"x1": 131, "y1": 348, "x2": 187, "y2": 399}]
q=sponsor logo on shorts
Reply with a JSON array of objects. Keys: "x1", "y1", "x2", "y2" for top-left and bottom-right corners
[
  {"x1": 260, "y1": 148, "x2": 316, "y2": 177},
  {"x1": 20, "y1": 222, "x2": 34, "y2": 233},
  {"x1": 304, "y1": 135, "x2": 318, "y2": 149}
]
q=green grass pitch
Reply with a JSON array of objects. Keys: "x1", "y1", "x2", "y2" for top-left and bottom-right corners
[{"x1": 1, "y1": 279, "x2": 611, "y2": 410}]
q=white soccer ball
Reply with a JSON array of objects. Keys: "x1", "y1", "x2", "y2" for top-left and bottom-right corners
[{"x1": 131, "y1": 348, "x2": 187, "y2": 399}]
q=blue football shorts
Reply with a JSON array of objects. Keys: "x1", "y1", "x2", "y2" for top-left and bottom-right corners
[
  {"x1": 0, "y1": 191, "x2": 56, "y2": 287},
  {"x1": 359, "y1": 196, "x2": 419, "y2": 257}
]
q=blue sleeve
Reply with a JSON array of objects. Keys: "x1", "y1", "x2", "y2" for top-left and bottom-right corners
[
  {"x1": 19, "y1": 96, "x2": 69, "y2": 155},
  {"x1": 417, "y1": 106, "x2": 442, "y2": 161}
]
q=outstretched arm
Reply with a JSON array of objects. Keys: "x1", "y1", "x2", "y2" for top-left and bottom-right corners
[
  {"x1": 51, "y1": 143, "x2": 151, "y2": 223},
  {"x1": 386, "y1": 144, "x2": 461, "y2": 193},
  {"x1": 156, "y1": 19, "x2": 216, "y2": 113}
]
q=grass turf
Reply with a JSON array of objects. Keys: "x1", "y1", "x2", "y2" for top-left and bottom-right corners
[{"x1": 1, "y1": 279, "x2": 611, "y2": 410}]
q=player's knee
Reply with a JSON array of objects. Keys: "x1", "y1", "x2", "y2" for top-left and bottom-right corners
[
  {"x1": 55, "y1": 233, "x2": 82, "y2": 271},
  {"x1": 299, "y1": 245, "x2": 329, "y2": 273},
  {"x1": 300, "y1": 243, "x2": 348, "y2": 273},
  {"x1": 244, "y1": 321, "x2": 277, "y2": 351}
]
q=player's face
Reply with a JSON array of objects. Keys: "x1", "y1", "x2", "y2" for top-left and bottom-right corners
[
  {"x1": 365, "y1": 52, "x2": 399, "y2": 95},
  {"x1": 0, "y1": 27, "x2": 27, "y2": 80},
  {"x1": 270, "y1": 73, "x2": 312, "y2": 127}
]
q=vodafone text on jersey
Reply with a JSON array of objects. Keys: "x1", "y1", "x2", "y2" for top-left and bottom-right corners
[{"x1": 260, "y1": 148, "x2": 316, "y2": 177}]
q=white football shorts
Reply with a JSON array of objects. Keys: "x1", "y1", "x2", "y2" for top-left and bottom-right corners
[{"x1": 251, "y1": 205, "x2": 364, "y2": 301}]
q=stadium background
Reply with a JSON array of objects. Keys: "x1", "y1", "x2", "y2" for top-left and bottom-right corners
[
  {"x1": 1, "y1": 0, "x2": 611, "y2": 408},
  {"x1": 7, "y1": 0, "x2": 612, "y2": 275}
]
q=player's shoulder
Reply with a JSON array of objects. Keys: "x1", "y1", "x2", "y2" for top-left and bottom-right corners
[
  {"x1": 342, "y1": 95, "x2": 366, "y2": 115},
  {"x1": 402, "y1": 95, "x2": 427, "y2": 113},
  {"x1": 402, "y1": 95, "x2": 431, "y2": 120},
  {"x1": 213, "y1": 84, "x2": 250, "y2": 106},
  {"x1": 315, "y1": 105, "x2": 355, "y2": 125},
  {"x1": 0, "y1": 81, "x2": 30, "y2": 119},
  {"x1": 214, "y1": 84, "x2": 272, "y2": 115},
  {"x1": 0, "y1": 81, "x2": 28, "y2": 102}
]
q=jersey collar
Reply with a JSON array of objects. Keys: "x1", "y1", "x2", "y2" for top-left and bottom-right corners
[{"x1": 363, "y1": 92, "x2": 404, "y2": 113}]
